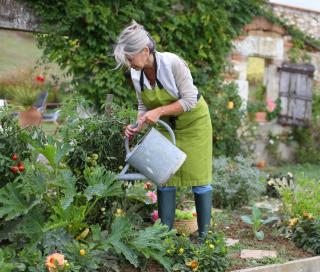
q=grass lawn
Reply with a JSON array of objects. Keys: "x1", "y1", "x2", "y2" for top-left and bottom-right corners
[
  {"x1": 266, "y1": 163, "x2": 320, "y2": 181},
  {"x1": 0, "y1": 30, "x2": 42, "y2": 77}
]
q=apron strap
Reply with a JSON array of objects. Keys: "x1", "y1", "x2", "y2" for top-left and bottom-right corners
[{"x1": 140, "y1": 53, "x2": 164, "y2": 91}]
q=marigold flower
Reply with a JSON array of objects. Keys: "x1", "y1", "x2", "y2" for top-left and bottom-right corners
[
  {"x1": 178, "y1": 247, "x2": 184, "y2": 254},
  {"x1": 79, "y1": 249, "x2": 86, "y2": 256},
  {"x1": 288, "y1": 218, "x2": 298, "y2": 227},
  {"x1": 209, "y1": 244, "x2": 215, "y2": 249},
  {"x1": 45, "y1": 253, "x2": 65, "y2": 272},
  {"x1": 186, "y1": 260, "x2": 199, "y2": 271}
]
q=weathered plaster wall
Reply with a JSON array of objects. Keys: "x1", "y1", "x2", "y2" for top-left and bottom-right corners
[{"x1": 0, "y1": 0, "x2": 39, "y2": 32}]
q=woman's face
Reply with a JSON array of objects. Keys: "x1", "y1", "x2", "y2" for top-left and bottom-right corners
[{"x1": 127, "y1": 48, "x2": 149, "y2": 70}]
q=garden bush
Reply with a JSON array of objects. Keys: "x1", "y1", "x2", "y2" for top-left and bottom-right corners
[
  {"x1": 0, "y1": 110, "x2": 32, "y2": 187},
  {"x1": 212, "y1": 155, "x2": 264, "y2": 209},
  {"x1": 289, "y1": 213, "x2": 320, "y2": 255}
]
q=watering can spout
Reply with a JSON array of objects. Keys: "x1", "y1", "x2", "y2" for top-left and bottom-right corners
[{"x1": 117, "y1": 163, "x2": 147, "y2": 181}]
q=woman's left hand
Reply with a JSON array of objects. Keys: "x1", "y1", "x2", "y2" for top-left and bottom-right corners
[{"x1": 140, "y1": 108, "x2": 162, "y2": 124}]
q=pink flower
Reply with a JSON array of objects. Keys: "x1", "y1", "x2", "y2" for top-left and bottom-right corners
[
  {"x1": 151, "y1": 210, "x2": 159, "y2": 222},
  {"x1": 267, "y1": 99, "x2": 276, "y2": 112},
  {"x1": 146, "y1": 191, "x2": 157, "y2": 204}
]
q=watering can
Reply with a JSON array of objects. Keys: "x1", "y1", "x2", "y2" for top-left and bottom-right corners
[{"x1": 117, "y1": 120, "x2": 187, "y2": 186}]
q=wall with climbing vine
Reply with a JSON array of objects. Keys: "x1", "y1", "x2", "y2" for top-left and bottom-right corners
[{"x1": 23, "y1": 0, "x2": 267, "y2": 156}]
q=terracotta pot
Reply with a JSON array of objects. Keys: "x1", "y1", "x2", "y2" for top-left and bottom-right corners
[
  {"x1": 173, "y1": 218, "x2": 198, "y2": 235},
  {"x1": 256, "y1": 160, "x2": 266, "y2": 169},
  {"x1": 255, "y1": 112, "x2": 267, "y2": 123},
  {"x1": 19, "y1": 106, "x2": 42, "y2": 128}
]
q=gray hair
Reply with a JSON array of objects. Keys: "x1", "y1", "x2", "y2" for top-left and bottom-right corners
[{"x1": 114, "y1": 21, "x2": 155, "y2": 69}]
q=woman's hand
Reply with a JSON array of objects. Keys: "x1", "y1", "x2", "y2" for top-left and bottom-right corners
[{"x1": 140, "y1": 108, "x2": 162, "y2": 124}]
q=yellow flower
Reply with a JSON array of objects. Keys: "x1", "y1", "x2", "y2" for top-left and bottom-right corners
[
  {"x1": 208, "y1": 230, "x2": 212, "y2": 234},
  {"x1": 288, "y1": 218, "x2": 298, "y2": 227},
  {"x1": 209, "y1": 244, "x2": 215, "y2": 249},
  {"x1": 79, "y1": 249, "x2": 86, "y2": 256},
  {"x1": 115, "y1": 208, "x2": 125, "y2": 217},
  {"x1": 166, "y1": 249, "x2": 171, "y2": 254},
  {"x1": 178, "y1": 248, "x2": 184, "y2": 254},
  {"x1": 227, "y1": 101, "x2": 234, "y2": 109}
]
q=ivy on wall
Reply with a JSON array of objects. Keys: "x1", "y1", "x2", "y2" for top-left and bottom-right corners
[
  {"x1": 23, "y1": 0, "x2": 266, "y2": 156},
  {"x1": 24, "y1": 0, "x2": 266, "y2": 105}
]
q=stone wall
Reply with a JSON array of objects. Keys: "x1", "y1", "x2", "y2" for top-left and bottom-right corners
[
  {"x1": 228, "y1": 12, "x2": 320, "y2": 164},
  {"x1": 271, "y1": 3, "x2": 320, "y2": 40}
]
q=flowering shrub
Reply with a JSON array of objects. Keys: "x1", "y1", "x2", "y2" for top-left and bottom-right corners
[
  {"x1": 289, "y1": 213, "x2": 320, "y2": 254},
  {"x1": 266, "y1": 172, "x2": 294, "y2": 198},
  {"x1": 164, "y1": 231, "x2": 228, "y2": 272}
]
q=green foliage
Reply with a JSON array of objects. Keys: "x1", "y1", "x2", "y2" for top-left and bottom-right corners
[
  {"x1": 209, "y1": 82, "x2": 245, "y2": 157},
  {"x1": 212, "y1": 155, "x2": 264, "y2": 209},
  {"x1": 0, "y1": 110, "x2": 182, "y2": 271},
  {"x1": 0, "y1": 111, "x2": 32, "y2": 187},
  {"x1": 290, "y1": 91, "x2": 320, "y2": 164},
  {"x1": 291, "y1": 215, "x2": 320, "y2": 254},
  {"x1": 241, "y1": 205, "x2": 278, "y2": 240},
  {"x1": 165, "y1": 231, "x2": 228, "y2": 272},
  {"x1": 59, "y1": 99, "x2": 135, "y2": 181},
  {"x1": 175, "y1": 209, "x2": 196, "y2": 220},
  {"x1": 25, "y1": 0, "x2": 265, "y2": 109}
]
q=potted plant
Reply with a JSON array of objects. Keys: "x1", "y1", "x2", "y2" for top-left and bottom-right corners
[
  {"x1": 247, "y1": 100, "x2": 267, "y2": 123},
  {"x1": 173, "y1": 209, "x2": 198, "y2": 235},
  {"x1": 7, "y1": 77, "x2": 44, "y2": 128}
]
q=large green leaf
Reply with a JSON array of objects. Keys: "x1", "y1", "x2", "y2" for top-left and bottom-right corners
[
  {"x1": 0, "y1": 182, "x2": 41, "y2": 221},
  {"x1": 83, "y1": 167, "x2": 123, "y2": 201},
  {"x1": 43, "y1": 204, "x2": 87, "y2": 232},
  {"x1": 101, "y1": 217, "x2": 139, "y2": 267},
  {"x1": 241, "y1": 215, "x2": 253, "y2": 225}
]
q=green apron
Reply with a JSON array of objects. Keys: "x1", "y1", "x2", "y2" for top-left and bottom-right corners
[{"x1": 140, "y1": 69, "x2": 212, "y2": 187}]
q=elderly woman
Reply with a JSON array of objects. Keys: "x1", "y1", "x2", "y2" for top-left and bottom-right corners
[{"x1": 114, "y1": 21, "x2": 212, "y2": 237}]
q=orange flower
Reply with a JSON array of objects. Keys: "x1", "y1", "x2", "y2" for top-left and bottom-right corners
[
  {"x1": 144, "y1": 181, "x2": 153, "y2": 190},
  {"x1": 186, "y1": 260, "x2": 199, "y2": 271},
  {"x1": 45, "y1": 253, "x2": 65, "y2": 272}
]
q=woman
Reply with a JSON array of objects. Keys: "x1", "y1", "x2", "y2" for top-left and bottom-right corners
[{"x1": 114, "y1": 21, "x2": 212, "y2": 237}]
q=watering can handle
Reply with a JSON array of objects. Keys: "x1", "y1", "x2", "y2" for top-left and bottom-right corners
[{"x1": 124, "y1": 119, "x2": 176, "y2": 154}]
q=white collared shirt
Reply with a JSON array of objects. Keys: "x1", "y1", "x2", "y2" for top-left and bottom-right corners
[{"x1": 130, "y1": 51, "x2": 199, "y2": 114}]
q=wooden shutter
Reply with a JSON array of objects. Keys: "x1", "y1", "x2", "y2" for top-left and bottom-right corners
[{"x1": 278, "y1": 63, "x2": 315, "y2": 126}]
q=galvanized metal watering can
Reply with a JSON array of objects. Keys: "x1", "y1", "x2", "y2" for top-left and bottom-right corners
[{"x1": 117, "y1": 120, "x2": 187, "y2": 186}]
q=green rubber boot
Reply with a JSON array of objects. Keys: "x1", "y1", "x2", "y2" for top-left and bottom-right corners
[
  {"x1": 157, "y1": 188, "x2": 176, "y2": 230},
  {"x1": 194, "y1": 190, "x2": 212, "y2": 237}
]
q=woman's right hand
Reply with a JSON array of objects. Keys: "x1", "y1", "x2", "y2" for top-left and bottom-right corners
[{"x1": 124, "y1": 120, "x2": 144, "y2": 140}]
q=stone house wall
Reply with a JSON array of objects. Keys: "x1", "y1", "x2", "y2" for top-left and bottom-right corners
[{"x1": 227, "y1": 6, "x2": 320, "y2": 164}]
